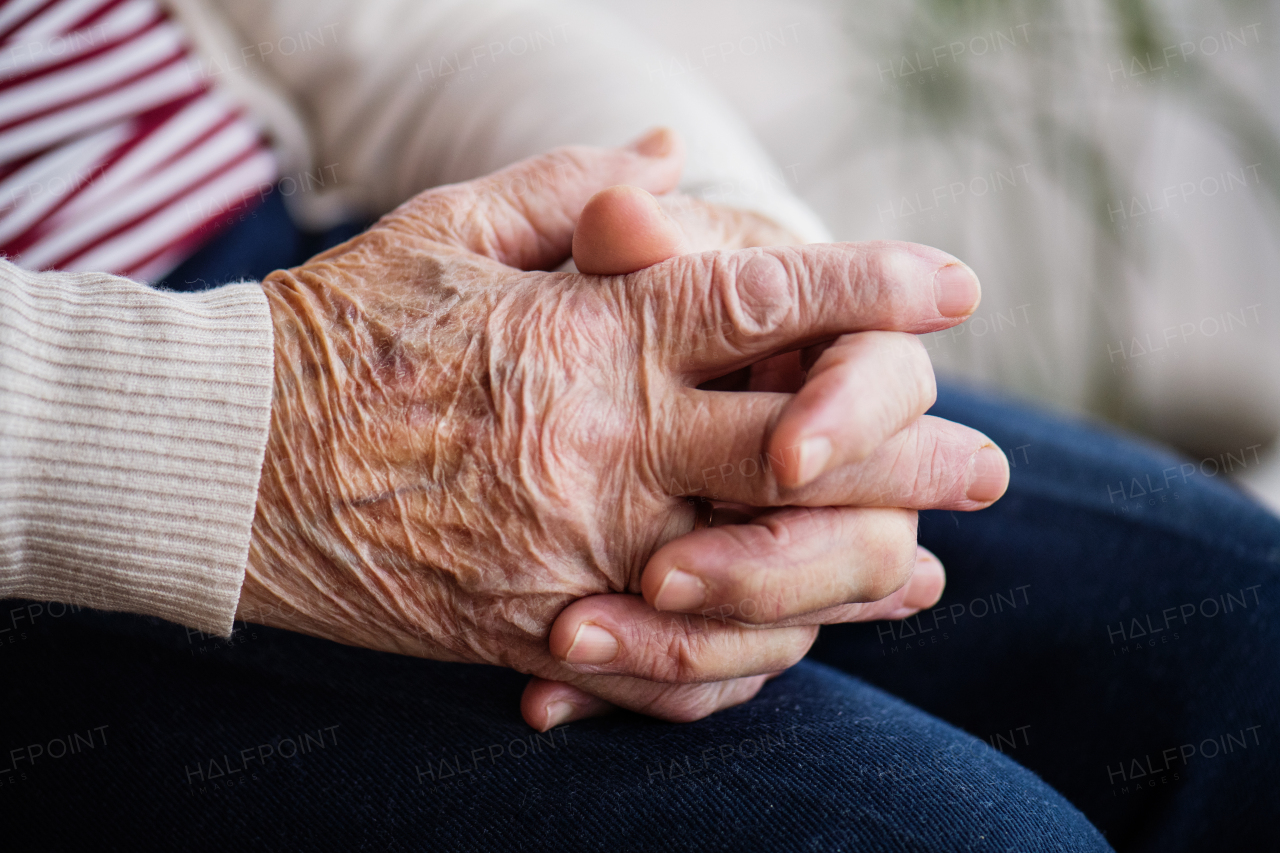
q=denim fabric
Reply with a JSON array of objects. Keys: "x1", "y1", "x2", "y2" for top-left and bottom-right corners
[
  {"x1": 812, "y1": 383, "x2": 1280, "y2": 852},
  {"x1": 2, "y1": 191, "x2": 1275, "y2": 851},
  {"x1": 1, "y1": 607, "x2": 1112, "y2": 852}
]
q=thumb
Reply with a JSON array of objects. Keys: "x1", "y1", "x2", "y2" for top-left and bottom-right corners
[
  {"x1": 573, "y1": 184, "x2": 691, "y2": 274},
  {"x1": 383, "y1": 127, "x2": 685, "y2": 271}
]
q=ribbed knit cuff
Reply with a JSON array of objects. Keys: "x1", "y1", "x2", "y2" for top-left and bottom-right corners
[{"x1": 0, "y1": 261, "x2": 274, "y2": 636}]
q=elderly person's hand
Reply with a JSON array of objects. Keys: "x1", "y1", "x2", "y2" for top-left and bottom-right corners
[
  {"x1": 520, "y1": 178, "x2": 995, "y2": 728},
  {"x1": 238, "y1": 130, "x2": 1007, "y2": 727}
]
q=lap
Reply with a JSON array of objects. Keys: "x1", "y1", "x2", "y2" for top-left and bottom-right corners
[
  {"x1": 5, "y1": 381, "x2": 1274, "y2": 851},
  {"x1": 0, "y1": 602, "x2": 1105, "y2": 852},
  {"x1": 811, "y1": 382, "x2": 1280, "y2": 851}
]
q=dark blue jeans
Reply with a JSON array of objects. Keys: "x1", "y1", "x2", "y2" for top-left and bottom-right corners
[{"x1": 2, "y1": 192, "x2": 1276, "y2": 851}]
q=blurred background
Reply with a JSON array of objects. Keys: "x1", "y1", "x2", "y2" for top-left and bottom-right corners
[{"x1": 599, "y1": 0, "x2": 1280, "y2": 511}]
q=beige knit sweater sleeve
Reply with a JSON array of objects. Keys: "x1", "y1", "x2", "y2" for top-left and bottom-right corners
[{"x1": 0, "y1": 261, "x2": 274, "y2": 636}]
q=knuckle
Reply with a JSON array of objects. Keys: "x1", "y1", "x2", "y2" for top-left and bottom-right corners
[
  {"x1": 881, "y1": 336, "x2": 937, "y2": 434},
  {"x1": 919, "y1": 427, "x2": 962, "y2": 500},
  {"x1": 383, "y1": 186, "x2": 469, "y2": 243},
  {"x1": 651, "y1": 685, "x2": 730, "y2": 723},
  {"x1": 851, "y1": 333, "x2": 937, "y2": 451},
  {"x1": 484, "y1": 147, "x2": 593, "y2": 212},
  {"x1": 715, "y1": 587, "x2": 778, "y2": 625},
  {"x1": 778, "y1": 627, "x2": 818, "y2": 669},
  {"x1": 739, "y1": 598, "x2": 779, "y2": 625},
  {"x1": 537, "y1": 145, "x2": 620, "y2": 191},
  {"x1": 721, "y1": 251, "x2": 795, "y2": 337},
  {"x1": 653, "y1": 628, "x2": 705, "y2": 683},
  {"x1": 900, "y1": 335, "x2": 938, "y2": 403},
  {"x1": 882, "y1": 422, "x2": 949, "y2": 505},
  {"x1": 541, "y1": 145, "x2": 594, "y2": 176},
  {"x1": 855, "y1": 244, "x2": 914, "y2": 316},
  {"x1": 858, "y1": 510, "x2": 919, "y2": 601},
  {"x1": 697, "y1": 526, "x2": 785, "y2": 625},
  {"x1": 896, "y1": 370, "x2": 937, "y2": 436}
]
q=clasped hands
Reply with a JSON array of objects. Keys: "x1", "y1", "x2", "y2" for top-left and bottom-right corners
[{"x1": 238, "y1": 129, "x2": 1009, "y2": 730}]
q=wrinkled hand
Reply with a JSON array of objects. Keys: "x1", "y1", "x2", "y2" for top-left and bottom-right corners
[
  {"x1": 237, "y1": 130, "x2": 1007, "y2": 728},
  {"x1": 522, "y1": 180, "x2": 1002, "y2": 727}
]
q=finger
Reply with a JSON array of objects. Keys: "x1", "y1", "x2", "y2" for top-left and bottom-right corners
[
  {"x1": 628, "y1": 242, "x2": 980, "y2": 380},
  {"x1": 572, "y1": 187, "x2": 802, "y2": 279},
  {"x1": 521, "y1": 677, "x2": 615, "y2": 731},
  {"x1": 573, "y1": 185, "x2": 690, "y2": 274},
  {"x1": 660, "y1": 396, "x2": 1010, "y2": 508},
  {"x1": 385, "y1": 127, "x2": 685, "y2": 271},
  {"x1": 768, "y1": 331, "x2": 937, "y2": 488},
  {"x1": 655, "y1": 194, "x2": 805, "y2": 251},
  {"x1": 555, "y1": 673, "x2": 772, "y2": 725},
  {"x1": 662, "y1": 542, "x2": 947, "y2": 629},
  {"x1": 803, "y1": 545, "x2": 947, "y2": 624},
  {"x1": 521, "y1": 550, "x2": 944, "y2": 727},
  {"x1": 696, "y1": 349, "x2": 806, "y2": 394},
  {"x1": 520, "y1": 666, "x2": 781, "y2": 730},
  {"x1": 547, "y1": 594, "x2": 818, "y2": 682},
  {"x1": 639, "y1": 506, "x2": 919, "y2": 624}
]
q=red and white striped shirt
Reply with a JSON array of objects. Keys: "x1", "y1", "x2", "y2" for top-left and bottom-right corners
[{"x1": 0, "y1": 0, "x2": 277, "y2": 281}]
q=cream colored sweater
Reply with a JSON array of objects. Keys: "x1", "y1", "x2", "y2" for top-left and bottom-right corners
[
  {"x1": 0, "y1": 266, "x2": 272, "y2": 635},
  {"x1": 0, "y1": 0, "x2": 827, "y2": 637}
]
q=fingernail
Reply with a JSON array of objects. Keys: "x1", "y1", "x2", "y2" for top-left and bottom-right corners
[
  {"x1": 966, "y1": 445, "x2": 1009, "y2": 502},
  {"x1": 627, "y1": 127, "x2": 674, "y2": 158},
  {"x1": 544, "y1": 700, "x2": 575, "y2": 729},
  {"x1": 653, "y1": 569, "x2": 707, "y2": 612},
  {"x1": 564, "y1": 623, "x2": 619, "y2": 665},
  {"x1": 933, "y1": 263, "x2": 980, "y2": 317},
  {"x1": 794, "y1": 436, "x2": 833, "y2": 487}
]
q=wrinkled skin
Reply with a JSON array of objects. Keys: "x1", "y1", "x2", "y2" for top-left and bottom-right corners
[
  {"x1": 247, "y1": 231, "x2": 679, "y2": 664},
  {"x1": 240, "y1": 136, "x2": 1006, "y2": 723}
]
